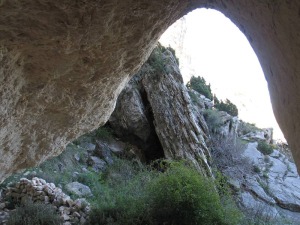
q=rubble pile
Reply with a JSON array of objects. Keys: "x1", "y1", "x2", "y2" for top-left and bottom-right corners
[{"x1": 0, "y1": 177, "x2": 90, "y2": 225}]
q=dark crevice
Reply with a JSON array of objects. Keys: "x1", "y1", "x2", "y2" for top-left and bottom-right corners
[
  {"x1": 139, "y1": 88, "x2": 165, "y2": 162},
  {"x1": 107, "y1": 86, "x2": 164, "y2": 163}
]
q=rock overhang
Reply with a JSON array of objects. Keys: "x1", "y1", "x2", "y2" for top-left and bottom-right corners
[{"x1": 0, "y1": 0, "x2": 300, "y2": 182}]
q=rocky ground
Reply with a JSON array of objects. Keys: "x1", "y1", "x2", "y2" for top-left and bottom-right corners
[{"x1": 238, "y1": 141, "x2": 300, "y2": 222}]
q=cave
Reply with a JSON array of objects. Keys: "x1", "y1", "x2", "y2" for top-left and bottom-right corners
[{"x1": 0, "y1": 0, "x2": 300, "y2": 182}]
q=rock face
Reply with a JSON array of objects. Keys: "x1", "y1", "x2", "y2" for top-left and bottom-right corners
[
  {"x1": 242, "y1": 143, "x2": 300, "y2": 213},
  {"x1": 1, "y1": 1, "x2": 300, "y2": 181},
  {"x1": 110, "y1": 47, "x2": 211, "y2": 175}
]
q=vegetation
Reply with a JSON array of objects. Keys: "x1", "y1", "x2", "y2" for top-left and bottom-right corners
[
  {"x1": 7, "y1": 201, "x2": 63, "y2": 225},
  {"x1": 238, "y1": 121, "x2": 260, "y2": 135},
  {"x1": 188, "y1": 90, "x2": 199, "y2": 104},
  {"x1": 0, "y1": 143, "x2": 86, "y2": 191},
  {"x1": 253, "y1": 165, "x2": 261, "y2": 173},
  {"x1": 203, "y1": 109, "x2": 224, "y2": 133},
  {"x1": 94, "y1": 126, "x2": 114, "y2": 140},
  {"x1": 214, "y1": 96, "x2": 238, "y2": 117},
  {"x1": 210, "y1": 135, "x2": 251, "y2": 180},
  {"x1": 147, "y1": 43, "x2": 179, "y2": 74},
  {"x1": 257, "y1": 141, "x2": 274, "y2": 155},
  {"x1": 148, "y1": 45, "x2": 165, "y2": 73},
  {"x1": 186, "y1": 76, "x2": 238, "y2": 116},
  {"x1": 187, "y1": 75, "x2": 213, "y2": 100},
  {"x1": 87, "y1": 160, "x2": 242, "y2": 225},
  {"x1": 164, "y1": 45, "x2": 179, "y2": 66}
]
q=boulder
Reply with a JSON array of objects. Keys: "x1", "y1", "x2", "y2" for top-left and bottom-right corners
[
  {"x1": 65, "y1": 182, "x2": 92, "y2": 198},
  {"x1": 87, "y1": 156, "x2": 107, "y2": 172},
  {"x1": 93, "y1": 141, "x2": 114, "y2": 165},
  {"x1": 109, "y1": 81, "x2": 152, "y2": 143}
]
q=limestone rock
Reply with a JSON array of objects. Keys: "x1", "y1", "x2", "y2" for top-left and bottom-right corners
[
  {"x1": 65, "y1": 182, "x2": 92, "y2": 198},
  {"x1": 141, "y1": 49, "x2": 212, "y2": 175},
  {"x1": 111, "y1": 48, "x2": 212, "y2": 175},
  {"x1": 80, "y1": 143, "x2": 96, "y2": 152},
  {"x1": 93, "y1": 141, "x2": 114, "y2": 165},
  {"x1": 109, "y1": 72, "x2": 165, "y2": 162},
  {"x1": 1, "y1": 0, "x2": 300, "y2": 181},
  {"x1": 0, "y1": 177, "x2": 90, "y2": 223},
  {"x1": 109, "y1": 81, "x2": 152, "y2": 143},
  {"x1": 87, "y1": 156, "x2": 107, "y2": 172},
  {"x1": 242, "y1": 128, "x2": 274, "y2": 143},
  {"x1": 217, "y1": 111, "x2": 239, "y2": 137},
  {"x1": 242, "y1": 142, "x2": 300, "y2": 212},
  {"x1": 188, "y1": 90, "x2": 213, "y2": 110},
  {"x1": 239, "y1": 192, "x2": 279, "y2": 219}
]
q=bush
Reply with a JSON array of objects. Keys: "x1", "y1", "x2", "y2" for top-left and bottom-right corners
[
  {"x1": 7, "y1": 201, "x2": 63, "y2": 225},
  {"x1": 188, "y1": 90, "x2": 199, "y2": 104},
  {"x1": 86, "y1": 159, "x2": 153, "y2": 225},
  {"x1": 148, "y1": 47, "x2": 165, "y2": 73},
  {"x1": 165, "y1": 46, "x2": 179, "y2": 66},
  {"x1": 253, "y1": 165, "x2": 261, "y2": 173},
  {"x1": 257, "y1": 141, "x2": 274, "y2": 155},
  {"x1": 210, "y1": 135, "x2": 251, "y2": 180},
  {"x1": 147, "y1": 44, "x2": 179, "y2": 74},
  {"x1": 238, "y1": 121, "x2": 260, "y2": 135},
  {"x1": 87, "y1": 160, "x2": 241, "y2": 225},
  {"x1": 146, "y1": 162, "x2": 241, "y2": 225},
  {"x1": 187, "y1": 76, "x2": 213, "y2": 100},
  {"x1": 203, "y1": 109, "x2": 223, "y2": 133},
  {"x1": 94, "y1": 126, "x2": 113, "y2": 140},
  {"x1": 214, "y1": 97, "x2": 238, "y2": 117}
]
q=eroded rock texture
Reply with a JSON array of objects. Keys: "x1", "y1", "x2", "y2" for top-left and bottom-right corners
[
  {"x1": 110, "y1": 47, "x2": 212, "y2": 175},
  {"x1": 1, "y1": 0, "x2": 300, "y2": 181}
]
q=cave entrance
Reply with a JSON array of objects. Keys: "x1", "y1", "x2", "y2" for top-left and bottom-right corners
[{"x1": 160, "y1": 8, "x2": 284, "y2": 142}]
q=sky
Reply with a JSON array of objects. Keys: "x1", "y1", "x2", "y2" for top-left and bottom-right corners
[{"x1": 159, "y1": 8, "x2": 285, "y2": 141}]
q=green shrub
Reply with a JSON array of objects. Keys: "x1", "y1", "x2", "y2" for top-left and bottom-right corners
[
  {"x1": 203, "y1": 109, "x2": 223, "y2": 133},
  {"x1": 148, "y1": 45, "x2": 166, "y2": 74},
  {"x1": 238, "y1": 121, "x2": 260, "y2": 135},
  {"x1": 187, "y1": 76, "x2": 213, "y2": 100},
  {"x1": 165, "y1": 46, "x2": 179, "y2": 66},
  {"x1": 214, "y1": 96, "x2": 238, "y2": 117},
  {"x1": 257, "y1": 141, "x2": 274, "y2": 155},
  {"x1": 188, "y1": 90, "x2": 199, "y2": 104},
  {"x1": 253, "y1": 165, "x2": 261, "y2": 173},
  {"x1": 94, "y1": 126, "x2": 113, "y2": 140},
  {"x1": 87, "y1": 173, "x2": 153, "y2": 224},
  {"x1": 7, "y1": 201, "x2": 63, "y2": 225},
  {"x1": 87, "y1": 160, "x2": 241, "y2": 225},
  {"x1": 146, "y1": 162, "x2": 241, "y2": 225},
  {"x1": 146, "y1": 44, "x2": 179, "y2": 74}
]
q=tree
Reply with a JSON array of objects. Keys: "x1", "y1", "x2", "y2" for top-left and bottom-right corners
[
  {"x1": 215, "y1": 98, "x2": 238, "y2": 117},
  {"x1": 186, "y1": 76, "x2": 213, "y2": 100}
]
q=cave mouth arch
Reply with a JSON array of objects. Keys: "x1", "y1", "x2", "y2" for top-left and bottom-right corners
[
  {"x1": 0, "y1": 0, "x2": 300, "y2": 182},
  {"x1": 160, "y1": 8, "x2": 284, "y2": 141}
]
